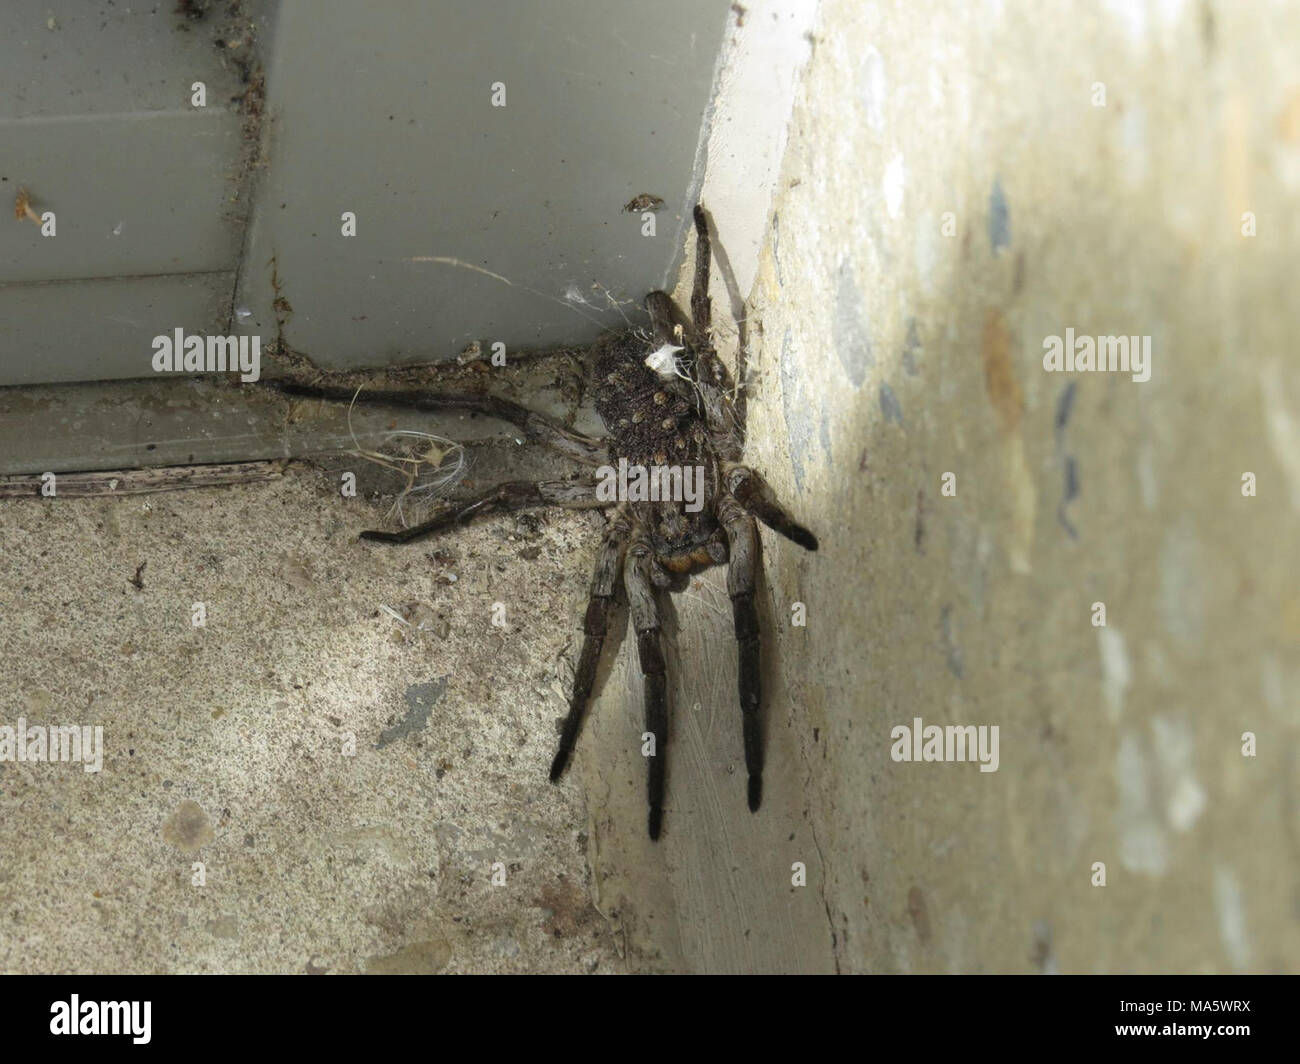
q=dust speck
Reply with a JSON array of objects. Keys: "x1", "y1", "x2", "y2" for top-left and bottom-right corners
[{"x1": 161, "y1": 800, "x2": 214, "y2": 854}]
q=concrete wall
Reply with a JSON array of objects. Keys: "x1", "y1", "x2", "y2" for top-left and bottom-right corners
[
  {"x1": 603, "y1": 0, "x2": 1299, "y2": 972},
  {"x1": 719, "y1": 0, "x2": 1299, "y2": 973}
]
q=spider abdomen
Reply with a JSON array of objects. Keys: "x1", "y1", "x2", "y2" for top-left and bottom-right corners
[
  {"x1": 590, "y1": 328, "x2": 722, "y2": 560},
  {"x1": 591, "y1": 332, "x2": 706, "y2": 468}
]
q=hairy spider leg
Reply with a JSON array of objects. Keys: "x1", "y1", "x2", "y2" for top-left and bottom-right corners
[
  {"x1": 691, "y1": 203, "x2": 712, "y2": 337},
  {"x1": 624, "y1": 535, "x2": 670, "y2": 839},
  {"x1": 549, "y1": 507, "x2": 631, "y2": 782},
  {"x1": 726, "y1": 465, "x2": 819, "y2": 552},
  {"x1": 359, "y1": 480, "x2": 603, "y2": 544},
  {"x1": 718, "y1": 497, "x2": 765, "y2": 811},
  {"x1": 269, "y1": 381, "x2": 608, "y2": 466}
]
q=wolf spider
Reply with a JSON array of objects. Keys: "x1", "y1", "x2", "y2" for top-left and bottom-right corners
[{"x1": 275, "y1": 206, "x2": 817, "y2": 839}]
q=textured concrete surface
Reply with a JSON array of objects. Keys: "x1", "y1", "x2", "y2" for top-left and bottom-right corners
[
  {"x1": 714, "y1": 0, "x2": 1300, "y2": 972},
  {"x1": 0, "y1": 449, "x2": 623, "y2": 973}
]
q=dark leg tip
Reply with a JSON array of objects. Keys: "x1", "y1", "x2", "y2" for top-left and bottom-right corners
[
  {"x1": 548, "y1": 750, "x2": 569, "y2": 782},
  {"x1": 358, "y1": 529, "x2": 393, "y2": 542},
  {"x1": 790, "y1": 526, "x2": 819, "y2": 552},
  {"x1": 693, "y1": 204, "x2": 706, "y2": 228},
  {"x1": 747, "y1": 773, "x2": 763, "y2": 812},
  {"x1": 648, "y1": 805, "x2": 663, "y2": 840}
]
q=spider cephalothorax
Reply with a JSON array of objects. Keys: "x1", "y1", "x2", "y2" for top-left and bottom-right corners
[{"x1": 274, "y1": 206, "x2": 817, "y2": 839}]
